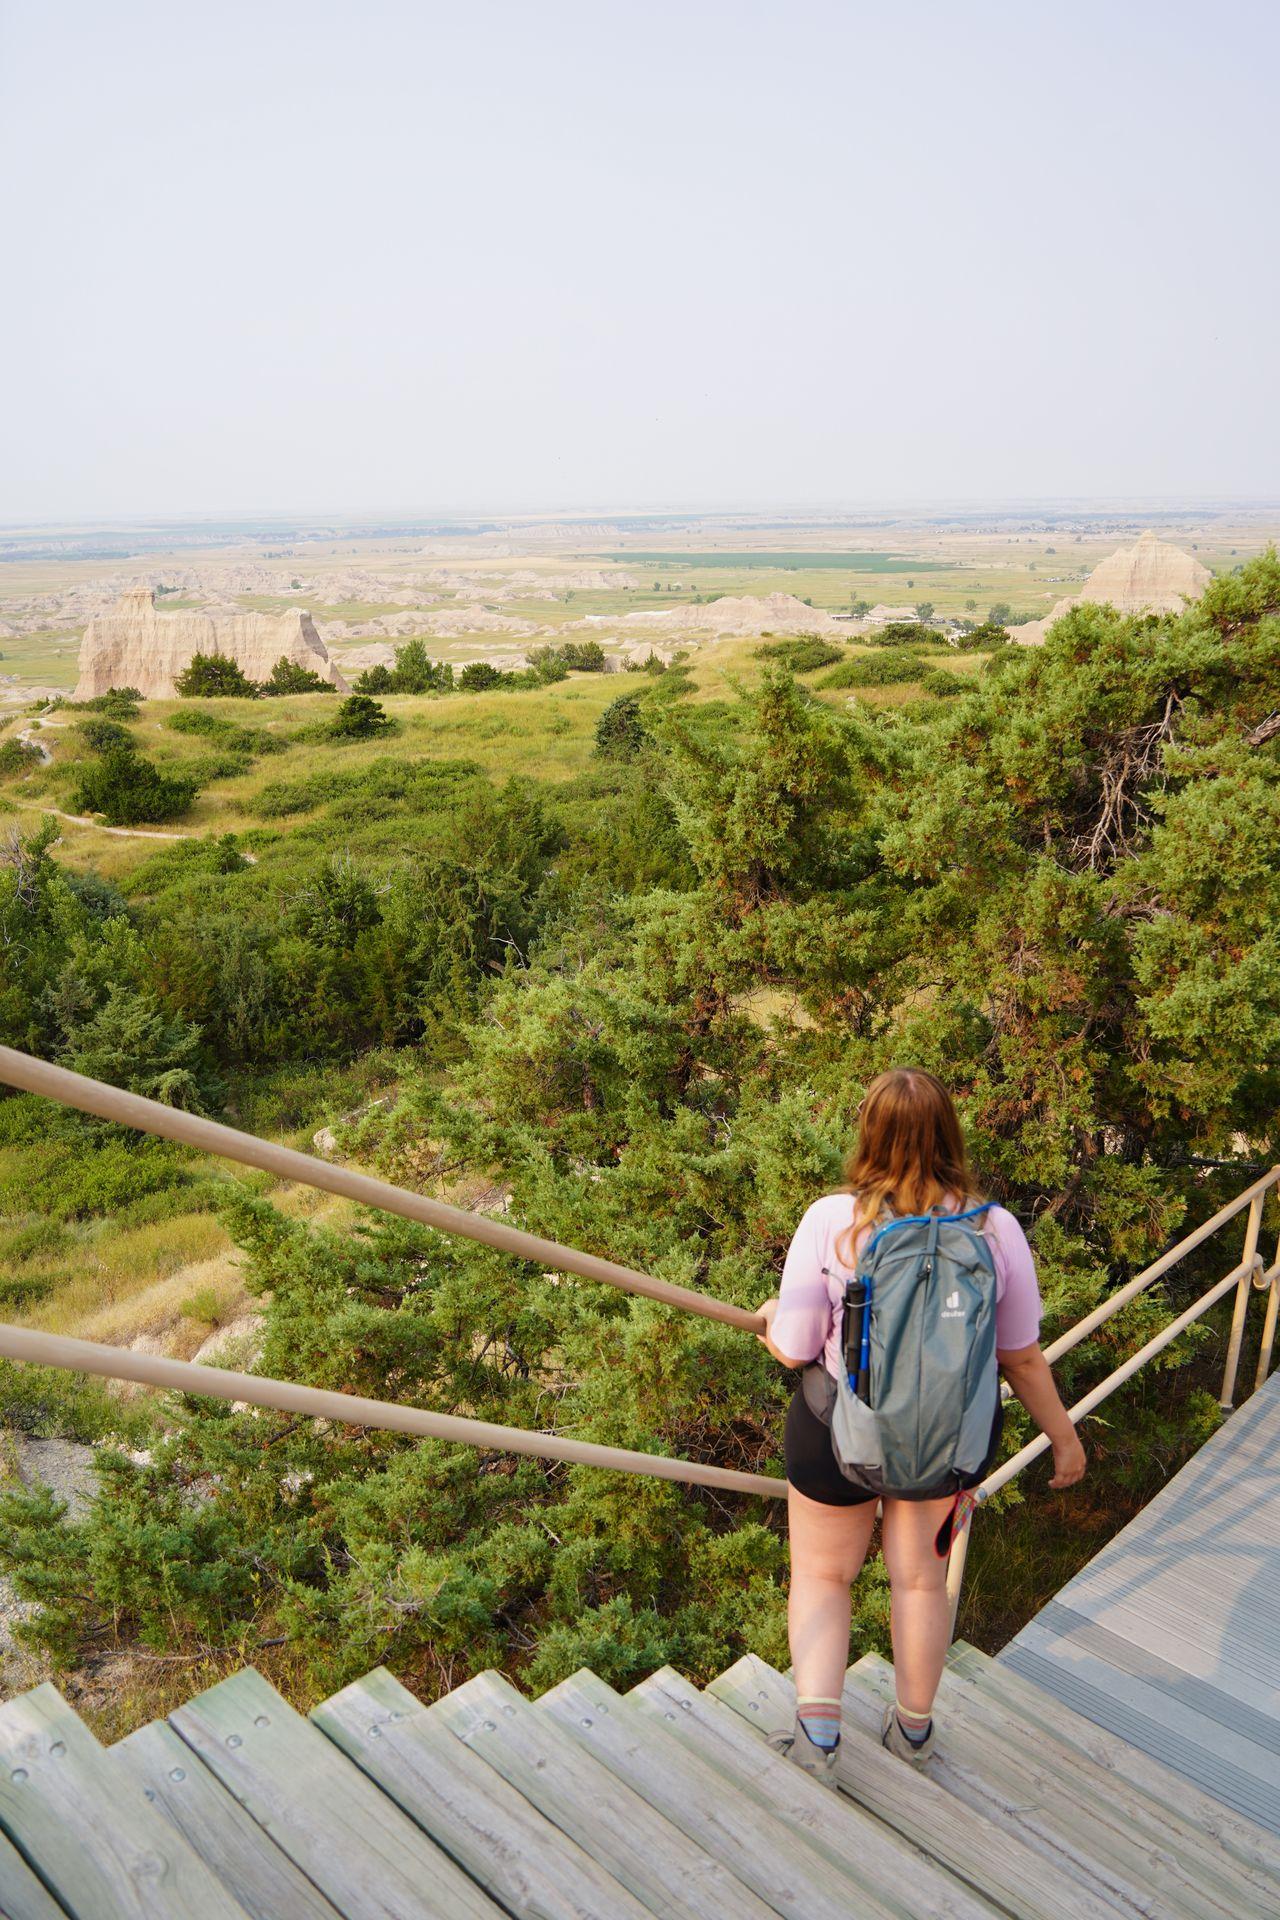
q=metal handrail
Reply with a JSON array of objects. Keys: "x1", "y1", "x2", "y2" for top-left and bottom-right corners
[
  {"x1": 0, "y1": 1047, "x2": 1274, "y2": 1540},
  {"x1": 946, "y1": 1171, "x2": 1280, "y2": 1633},
  {"x1": 1039, "y1": 1162, "x2": 1279, "y2": 1368},
  {"x1": 0, "y1": 1048, "x2": 763, "y2": 1333},
  {"x1": 0, "y1": 1323, "x2": 787, "y2": 1499}
]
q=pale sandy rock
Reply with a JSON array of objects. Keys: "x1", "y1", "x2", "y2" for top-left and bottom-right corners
[
  {"x1": 418, "y1": 604, "x2": 537, "y2": 636},
  {"x1": 1015, "y1": 533, "x2": 1211, "y2": 645},
  {"x1": 325, "y1": 605, "x2": 536, "y2": 640},
  {"x1": 1080, "y1": 531, "x2": 1211, "y2": 611},
  {"x1": 74, "y1": 588, "x2": 349, "y2": 699},
  {"x1": 621, "y1": 641, "x2": 680, "y2": 665},
  {"x1": 338, "y1": 642, "x2": 398, "y2": 673},
  {"x1": 867, "y1": 604, "x2": 921, "y2": 623},
  {"x1": 576, "y1": 592, "x2": 849, "y2": 640}
]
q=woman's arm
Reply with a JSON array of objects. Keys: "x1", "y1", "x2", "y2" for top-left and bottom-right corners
[
  {"x1": 755, "y1": 1296, "x2": 809, "y2": 1368},
  {"x1": 997, "y1": 1343, "x2": 1087, "y2": 1489}
]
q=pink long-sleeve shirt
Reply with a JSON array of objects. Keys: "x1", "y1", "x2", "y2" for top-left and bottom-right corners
[{"x1": 771, "y1": 1192, "x2": 1043, "y2": 1377}]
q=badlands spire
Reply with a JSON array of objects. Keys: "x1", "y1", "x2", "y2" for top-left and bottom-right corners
[
  {"x1": 74, "y1": 588, "x2": 350, "y2": 700},
  {"x1": 1015, "y1": 532, "x2": 1211, "y2": 644}
]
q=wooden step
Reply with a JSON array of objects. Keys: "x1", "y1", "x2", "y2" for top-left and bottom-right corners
[
  {"x1": 168, "y1": 1667, "x2": 501, "y2": 1920},
  {"x1": 921, "y1": 1650, "x2": 1280, "y2": 1915},
  {"x1": 1004, "y1": 1618, "x2": 1280, "y2": 1837},
  {"x1": 311, "y1": 1664, "x2": 655, "y2": 1920},
  {"x1": 114, "y1": 1717, "x2": 342, "y2": 1920},
  {"x1": 432, "y1": 1668, "x2": 775, "y2": 1919},
  {"x1": 0, "y1": 1825, "x2": 73, "y2": 1920},
  {"x1": 0, "y1": 1683, "x2": 245, "y2": 1920},
  {"x1": 948, "y1": 1641, "x2": 1280, "y2": 1884},
  {"x1": 628, "y1": 1664, "x2": 1001, "y2": 1920},
  {"x1": 541, "y1": 1664, "x2": 899, "y2": 1920},
  {"x1": 847, "y1": 1655, "x2": 1251, "y2": 1920},
  {"x1": 707, "y1": 1653, "x2": 1128, "y2": 1920}
]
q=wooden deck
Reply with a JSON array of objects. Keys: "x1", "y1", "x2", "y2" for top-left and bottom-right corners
[
  {"x1": 0, "y1": 1631, "x2": 1277, "y2": 1917},
  {"x1": 1001, "y1": 1371, "x2": 1280, "y2": 1837}
]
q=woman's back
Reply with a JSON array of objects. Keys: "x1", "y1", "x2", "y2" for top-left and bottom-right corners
[{"x1": 770, "y1": 1190, "x2": 1043, "y2": 1378}]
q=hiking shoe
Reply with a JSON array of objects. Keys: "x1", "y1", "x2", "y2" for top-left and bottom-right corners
[
  {"x1": 766, "y1": 1715, "x2": 840, "y2": 1790},
  {"x1": 881, "y1": 1703, "x2": 936, "y2": 1764}
]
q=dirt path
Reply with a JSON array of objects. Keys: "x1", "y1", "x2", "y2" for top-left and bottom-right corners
[
  {"x1": 9, "y1": 798, "x2": 258, "y2": 862},
  {"x1": 10, "y1": 798, "x2": 196, "y2": 841},
  {"x1": 16, "y1": 727, "x2": 53, "y2": 766}
]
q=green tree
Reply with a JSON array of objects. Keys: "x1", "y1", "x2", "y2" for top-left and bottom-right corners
[
  {"x1": 75, "y1": 718, "x2": 135, "y2": 753},
  {"x1": 70, "y1": 748, "x2": 199, "y2": 825},
  {"x1": 329, "y1": 695, "x2": 393, "y2": 740},
  {"x1": 259, "y1": 656, "x2": 337, "y2": 695},
  {"x1": 0, "y1": 739, "x2": 41, "y2": 777},
  {"x1": 354, "y1": 662, "x2": 394, "y2": 693},
  {"x1": 955, "y1": 620, "x2": 1010, "y2": 651},
  {"x1": 388, "y1": 639, "x2": 452, "y2": 694},
  {"x1": 174, "y1": 655, "x2": 259, "y2": 698},
  {"x1": 458, "y1": 662, "x2": 504, "y2": 691},
  {"x1": 60, "y1": 983, "x2": 210, "y2": 1110},
  {"x1": 595, "y1": 693, "x2": 647, "y2": 759},
  {"x1": 78, "y1": 688, "x2": 143, "y2": 717}
]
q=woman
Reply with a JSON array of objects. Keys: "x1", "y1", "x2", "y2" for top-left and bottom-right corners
[{"x1": 757, "y1": 1067, "x2": 1086, "y2": 1784}]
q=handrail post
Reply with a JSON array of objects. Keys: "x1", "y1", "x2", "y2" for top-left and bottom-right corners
[
  {"x1": 1255, "y1": 1239, "x2": 1280, "y2": 1393},
  {"x1": 945, "y1": 1497, "x2": 976, "y2": 1640},
  {"x1": 1220, "y1": 1194, "x2": 1264, "y2": 1408}
]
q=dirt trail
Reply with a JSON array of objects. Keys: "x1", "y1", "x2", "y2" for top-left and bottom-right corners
[
  {"x1": 16, "y1": 727, "x2": 54, "y2": 766},
  {"x1": 10, "y1": 798, "x2": 195, "y2": 841},
  {"x1": 8, "y1": 798, "x2": 257, "y2": 864}
]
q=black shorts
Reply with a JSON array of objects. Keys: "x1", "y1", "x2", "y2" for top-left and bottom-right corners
[{"x1": 783, "y1": 1381, "x2": 1004, "y2": 1509}]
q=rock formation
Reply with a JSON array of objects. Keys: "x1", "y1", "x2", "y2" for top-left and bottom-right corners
[
  {"x1": 592, "y1": 592, "x2": 855, "y2": 640},
  {"x1": 74, "y1": 588, "x2": 350, "y2": 699},
  {"x1": 1015, "y1": 532, "x2": 1211, "y2": 644}
]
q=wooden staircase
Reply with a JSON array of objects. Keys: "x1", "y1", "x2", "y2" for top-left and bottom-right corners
[{"x1": 0, "y1": 1641, "x2": 1275, "y2": 1920}]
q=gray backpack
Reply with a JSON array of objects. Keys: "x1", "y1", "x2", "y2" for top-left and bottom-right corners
[{"x1": 803, "y1": 1203, "x2": 999, "y2": 1497}]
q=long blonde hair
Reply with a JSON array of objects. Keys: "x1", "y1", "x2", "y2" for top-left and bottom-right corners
[{"x1": 837, "y1": 1068, "x2": 978, "y2": 1265}]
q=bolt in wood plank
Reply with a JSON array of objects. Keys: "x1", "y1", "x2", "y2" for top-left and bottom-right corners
[
  {"x1": 847, "y1": 1655, "x2": 1245, "y2": 1920},
  {"x1": 950, "y1": 1642, "x2": 1280, "y2": 1885},
  {"x1": 433, "y1": 1669, "x2": 774, "y2": 1919},
  {"x1": 0, "y1": 1683, "x2": 246, "y2": 1920},
  {"x1": 114, "y1": 1719, "x2": 342, "y2": 1920},
  {"x1": 628, "y1": 1666, "x2": 1000, "y2": 1920},
  {"x1": 0, "y1": 1824, "x2": 71, "y2": 1920},
  {"x1": 903, "y1": 1653, "x2": 1278, "y2": 1916},
  {"x1": 168, "y1": 1668, "x2": 501, "y2": 1920},
  {"x1": 312, "y1": 1666, "x2": 655, "y2": 1920},
  {"x1": 707, "y1": 1655, "x2": 1126, "y2": 1920},
  {"x1": 542, "y1": 1665, "x2": 909, "y2": 1920}
]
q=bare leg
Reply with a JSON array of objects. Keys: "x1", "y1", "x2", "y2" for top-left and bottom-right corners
[
  {"x1": 787, "y1": 1484, "x2": 877, "y2": 1704},
  {"x1": 881, "y1": 1496, "x2": 954, "y2": 1717}
]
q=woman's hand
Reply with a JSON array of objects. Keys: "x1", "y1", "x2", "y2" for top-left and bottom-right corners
[
  {"x1": 999, "y1": 1343, "x2": 1087, "y2": 1492},
  {"x1": 756, "y1": 1297, "x2": 780, "y2": 1347},
  {"x1": 1049, "y1": 1429, "x2": 1087, "y2": 1489}
]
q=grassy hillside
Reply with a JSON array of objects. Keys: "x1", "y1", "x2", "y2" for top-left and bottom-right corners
[
  {"x1": 0, "y1": 563, "x2": 1274, "y2": 1738},
  {"x1": 0, "y1": 636, "x2": 989, "y2": 1359}
]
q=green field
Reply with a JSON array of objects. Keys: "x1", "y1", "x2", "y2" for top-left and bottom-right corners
[
  {"x1": 0, "y1": 630, "x2": 81, "y2": 690},
  {"x1": 608, "y1": 550, "x2": 952, "y2": 570}
]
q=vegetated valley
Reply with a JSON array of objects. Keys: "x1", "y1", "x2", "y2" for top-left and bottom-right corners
[{"x1": 0, "y1": 559, "x2": 1277, "y2": 1737}]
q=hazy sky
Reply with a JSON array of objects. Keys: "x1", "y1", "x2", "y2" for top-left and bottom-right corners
[{"x1": 2, "y1": 0, "x2": 1276, "y2": 520}]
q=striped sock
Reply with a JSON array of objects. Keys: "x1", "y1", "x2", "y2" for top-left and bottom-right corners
[
  {"x1": 895, "y1": 1697, "x2": 932, "y2": 1746},
  {"x1": 797, "y1": 1697, "x2": 842, "y2": 1752}
]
